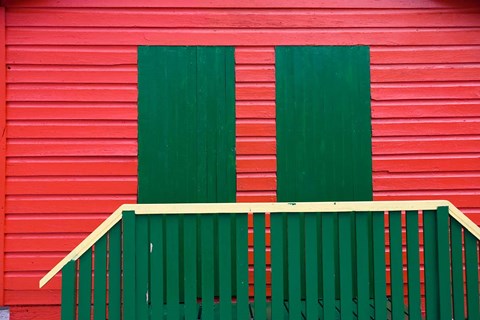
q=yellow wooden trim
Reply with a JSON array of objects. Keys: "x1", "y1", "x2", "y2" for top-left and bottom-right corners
[
  {"x1": 39, "y1": 208, "x2": 123, "y2": 288},
  {"x1": 445, "y1": 200, "x2": 480, "y2": 240},
  {"x1": 40, "y1": 200, "x2": 480, "y2": 288},
  {"x1": 126, "y1": 200, "x2": 450, "y2": 214}
]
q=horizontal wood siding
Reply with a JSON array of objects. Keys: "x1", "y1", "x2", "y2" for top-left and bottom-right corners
[{"x1": 2, "y1": 0, "x2": 480, "y2": 318}]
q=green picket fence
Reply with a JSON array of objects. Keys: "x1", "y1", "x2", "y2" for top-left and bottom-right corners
[{"x1": 40, "y1": 201, "x2": 480, "y2": 320}]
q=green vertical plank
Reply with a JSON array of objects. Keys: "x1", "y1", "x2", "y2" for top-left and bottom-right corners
[
  {"x1": 270, "y1": 213, "x2": 285, "y2": 320},
  {"x1": 450, "y1": 220, "x2": 465, "y2": 320},
  {"x1": 184, "y1": 215, "x2": 198, "y2": 319},
  {"x1": 338, "y1": 213, "x2": 353, "y2": 317},
  {"x1": 218, "y1": 213, "x2": 233, "y2": 320},
  {"x1": 465, "y1": 231, "x2": 480, "y2": 320},
  {"x1": 136, "y1": 215, "x2": 149, "y2": 319},
  {"x1": 166, "y1": 215, "x2": 180, "y2": 320},
  {"x1": 123, "y1": 211, "x2": 136, "y2": 320},
  {"x1": 304, "y1": 213, "x2": 319, "y2": 320},
  {"x1": 254, "y1": 213, "x2": 267, "y2": 320},
  {"x1": 108, "y1": 224, "x2": 121, "y2": 320},
  {"x1": 406, "y1": 211, "x2": 422, "y2": 320},
  {"x1": 322, "y1": 213, "x2": 336, "y2": 320},
  {"x1": 372, "y1": 212, "x2": 387, "y2": 320},
  {"x1": 355, "y1": 213, "x2": 370, "y2": 320},
  {"x1": 94, "y1": 235, "x2": 107, "y2": 320},
  {"x1": 61, "y1": 260, "x2": 77, "y2": 320},
  {"x1": 201, "y1": 214, "x2": 215, "y2": 319},
  {"x1": 287, "y1": 213, "x2": 301, "y2": 319},
  {"x1": 78, "y1": 249, "x2": 92, "y2": 320},
  {"x1": 388, "y1": 211, "x2": 404, "y2": 320},
  {"x1": 423, "y1": 209, "x2": 439, "y2": 319},
  {"x1": 436, "y1": 206, "x2": 452, "y2": 320},
  {"x1": 236, "y1": 213, "x2": 249, "y2": 320},
  {"x1": 150, "y1": 215, "x2": 164, "y2": 319}
]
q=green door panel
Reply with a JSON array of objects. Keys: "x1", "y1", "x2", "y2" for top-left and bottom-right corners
[
  {"x1": 276, "y1": 46, "x2": 373, "y2": 300},
  {"x1": 138, "y1": 46, "x2": 236, "y2": 204}
]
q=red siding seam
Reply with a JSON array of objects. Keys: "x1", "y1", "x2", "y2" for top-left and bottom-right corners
[{"x1": 0, "y1": 7, "x2": 5, "y2": 306}]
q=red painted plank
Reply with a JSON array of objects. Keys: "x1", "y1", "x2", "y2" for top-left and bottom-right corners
[
  {"x1": 370, "y1": 45, "x2": 480, "y2": 64},
  {"x1": 235, "y1": 48, "x2": 275, "y2": 64},
  {"x1": 0, "y1": 6, "x2": 6, "y2": 306},
  {"x1": 7, "y1": 83, "x2": 137, "y2": 102},
  {"x1": 374, "y1": 192, "x2": 480, "y2": 208},
  {"x1": 371, "y1": 64, "x2": 480, "y2": 82},
  {"x1": 236, "y1": 101, "x2": 275, "y2": 119},
  {"x1": 236, "y1": 156, "x2": 276, "y2": 173},
  {"x1": 372, "y1": 138, "x2": 480, "y2": 155},
  {"x1": 7, "y1": 120, "x2": 137, "y2": 138},
  {"x1": 7, "y1": 139, "x2": 137, "y2": 157},
  {"x1": 372, "y1": 119, "x2": 480, "y2": 136},
  {"x1": 237, "y1": 173, "x2": 276, "y2": 191},
  {"x1": 236, "y1": 83, "x2": 275, "y2": 101},
  {"x1": 7, "y1": 28, "x2": 480, "y2": 46},
  {"x1": 6, "y1": 216, "x2": 105, "y2": 234},
  {"x1": 6, "y1": 196, "x2": 135, "y2": 214},
  {"x1": 236, "y1": 138, "x2": 275, "y2": 155},
  {"x1": 5, "y1": 253, "x2": 66, "y2": 271},
  {"x1": 374, "y1": 174, "x2": 480, "y2": 191},
  {"x1": 237, "y1": 191, "x2": 276, "y2": 202},
  {"x1": 10, "y1": 306, "x2": 60, "y2": 319},
  {"x1": 372, "y1": 101, "x2": 480, "y2": 119},
  {"x1": 5, "y1": 234, "x2": 86, "y2": 252},
  {"x1": 236, "y1": 120, "x2": 275, "y2": 137},
  {"x1": 6, "y1": 177, "x2": 137, "y2": 195},
  {"x1": 373, "y1": 156, "x2": 480, "y2": 173},
  {"x1": 6, "y1": 45, "x2": 137, "y2": 65},
  {"x1": 7, "y1": 158, "x2": 137, "y2": 176},
  {"x1": 8, "y1": 8, "x2": 480, "y2": 28},
  {"x1": 7, "y1": 102, "x2": 137, "y2": 120},
  {"x1": 236, "y1": 65, "x2": 274, "y2": 83},
  {"x1": 372, "y1": 82, "x2": 480, "y2": 100},
  {"x1": 7, "y1": 64, "x2": 137, "y2": 83},
  {"x1": 5, "y1": 0, "x2": 479, "y2": 9},
  {"x1": 6, "y1": 291, "x2": 60, "y2": 305}
]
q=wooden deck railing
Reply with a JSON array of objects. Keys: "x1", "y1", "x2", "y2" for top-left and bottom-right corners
[{"x1": 40, "y1": 201, "x2": 480, "y2": 320}]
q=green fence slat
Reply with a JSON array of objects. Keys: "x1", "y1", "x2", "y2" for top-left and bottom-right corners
[
  {"x1": 465, "y1": 231, "x2": 480, "y2": 320},
  {"x1": 338, "y1": 213, "x2": 353, "y2": 317},
  {"x1": 406, "y1": 211, "x2": 422, "y2": 320},
  {"x1": 436, "y1": 206, "x2": 452, "y2": 320},
  {"x1": 236, "y1": 213, "x2": 249, "y2": 320},
  {"x1": 123, "y1": 211, "x2": 136, "y2": 319},
  {"x1": 322, "y1": 213, "x2": 336, "y2": 320},
  {"x1": 270, "y1": 213, "x2": 285, "y2": 320},
  {"x1": 423, "y1": 209, "x2": 439, "y2": 319},
  {"x1": 388, "y1": 211, "x2": 404, "y2": 320},
  {"x1": 201, "y1": 214, "x2": 215, "y2": 319},
  {"x1": 78, "y1": 249, "x2": 92, "y2": 320},
  {"x1": 254, "y1": 212, "x2": 267, "y2": 320},
  {"x1": 108, "y1": 224, "x2": 121, "y2": 320},
  {"x1": 304, "y1": 213, "x2": 319, "y2": 320},
  {"x1": 355, "y1": 212, "x2": 370, "y2": 320},
  {"x1": 166, "y1": 215, "x2": 180, "y2": 320},
  {"x1": 219, "y1": 213, "x2": 233, "y2": 320},
  {"x1": 372, "y1": 212, "x2": 387, "y2": 320},
  {"x1": 287, "y1": 213, "x2": 301, "y2": 319},
  {"x1": 450, "y1": 219, "x2": 465, "y2": 320},
  {"x1": 184, "y1": 215, "x2": 198, "y2": 320},
  {"x1": 150, "y1": 214, "x2": 164, "y2": 319},
  {"x1": 61, "y1": 260, "x2": 77, "y2": 320},
  {"x1": 94, "y1": 235, "x2": 107, "y2": 320},
  {"x1": 136, "y1": 215, "x2": 150, "y2": 319}
]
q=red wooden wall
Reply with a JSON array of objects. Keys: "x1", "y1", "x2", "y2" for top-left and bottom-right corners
[{"x1": 1, "y1": 0, "x2": 480, "y2": 318}]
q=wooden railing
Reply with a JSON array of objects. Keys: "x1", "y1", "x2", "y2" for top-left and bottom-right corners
[{"x1": 40, "y1": 201, "x2": 480, "y2": 320}]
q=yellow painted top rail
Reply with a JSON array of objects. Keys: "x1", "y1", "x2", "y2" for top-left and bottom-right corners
[{"x1": 39, "y1": 200, "x2": 480, "y2": 288}]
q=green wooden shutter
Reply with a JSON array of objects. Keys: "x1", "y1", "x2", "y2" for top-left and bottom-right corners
[
  {"x1": 276, "y1": 46, "x2": 373, "y2": 300},
  {"x1": 138, "y1": 46, "x2": 236, "y2": 204}
]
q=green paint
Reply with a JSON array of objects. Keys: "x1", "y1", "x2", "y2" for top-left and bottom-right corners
[
  {"x1": 108, "y1": 224, "x2": 121, "y2": 320},
  {"x1": 304, "y1": 213, "x2": 319, "y2": 320},
  {"x1": 406, "y1": 211, "x2": 422, "y2": 320},
  {"x1": 61, "y1": 260, "x2": 76, "y2": 320},
  {"x1": 465, "y1": 231, "x2": 479, "y2": 319},
  {"x1": 218, "y1": 214, "x2": 233, "y2": 320},
  {"x1": 183, "y1": 215, "x2": 198, "y2": 319},
  {"x1": 122, "y1": 211, "x2": 136, "y2": 319},
  {"x1": 276, "y1": 46, "x2": 373, "y2": 301},
  {"x1": 93, "y1": 235, "x2": 107, "y2": 320},
  {"x1": 235, "y1": 214, "x2": 250, "y2": 320},
  {"x1": 355, "y1": 212, "x2": 370, "y2": 320},
  {"x1": 338, "y1": 213, "x2": 353, "y2": 316},
  {"x1": 78, "y1": 249, "x2": 92, "y2": 320},
  {"x1": 321, "y1": 213, "x2": 336, "y2": 320},
  {"x1": 372, "y1": 212, "x2": 387, "y2": 320},
  {"x1": 423, "y1": 210, "x2": 440, "y2": 319},
  {"x1": 135, "y1": 215, "x2": 149, "y2": 319},
  {"x1": 254, "y1": 213, "x2": 267, "y2": 320},
  {"x1": 150, "y1": 215, "x2": 164, "y2": 319},
  {"x1": 389, "y1": 211, "x2": 404, "y2": 320},
  {"x1": 138, "y1": 46, "x2": 236, "y2": 205},
  {"x1": 166, "y1": 215, "x2": 180, "y2": 319},
  {"x1": 200, "y1": 214, "x2": 214, "y2": 319},
  {"x1": 270, "y1": 213, "x2": 285, "y2": 319},
  {"x1": 450, "y1": 220, "x2": 465, "y2": 320},
  {"x1": 436, "y1": 206, "x2": 452, "y2": 320}
]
